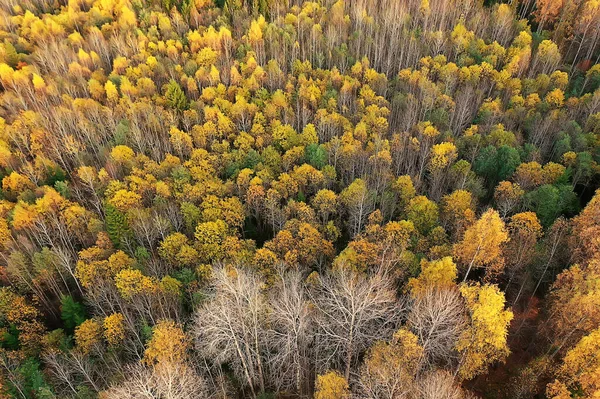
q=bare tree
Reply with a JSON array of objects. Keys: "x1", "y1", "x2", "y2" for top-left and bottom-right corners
[
  {"x1": 193, "y1": 265, "x2": 271, "y2": 398},
  {"x1": 407, "y1": 288, "x2": 468, "y2": 369},
  {"x1": 311, "y1": 267, "x2": 404, "y2": 380},
  {"x1": 268, "y1": 266, "x2": 315, "y2": 395},
  {"x1": 44, "y1": 351, "x2": 81, "y2": 397},
  {"x1": 417, "y1": 370, "x2": 466, "y2": 399},
  {"x1": 44, "y1": 350, "x2": 112, "y2": 396},
  {"x1": 102, "y1": 362, "x2": 206, "y2": 399}
]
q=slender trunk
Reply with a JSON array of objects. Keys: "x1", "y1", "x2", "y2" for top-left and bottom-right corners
[
  {"x1": 228, "y1": 320, "x2": 257, "y2": 399},
  {"x1": 463, "y1": 241, "x2": 482, "y2": 282}
]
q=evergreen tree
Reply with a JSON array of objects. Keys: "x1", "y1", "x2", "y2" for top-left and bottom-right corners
[
  {"x1": 165, "y1": 79, "x2": 188, "y2": 111},
  {"x1": 104, "y1": 203, "x2": 132, "y2": 248},
  {"x1": 60, "y1": 295, "x2": 86, "y2": 332}
]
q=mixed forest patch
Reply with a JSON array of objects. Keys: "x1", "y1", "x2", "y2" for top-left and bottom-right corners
[{"x1": 0, "y1": 0, "x2": 599, "y2": 398}]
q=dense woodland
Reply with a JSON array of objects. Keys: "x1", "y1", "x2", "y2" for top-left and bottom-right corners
[{"x1": 0, "y1": 0, "x2": 599, "y2": 397}]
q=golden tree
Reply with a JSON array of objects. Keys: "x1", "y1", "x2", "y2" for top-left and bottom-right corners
[
  {"x1": 315, "y1": 371, "x2": 350, "y2": 399},
  {"x1": 453, "y1": 209, "x2": 509, "y2": 281},
  {"x1": 456, "y1": 283, "x2": 513, "y2": 380}
]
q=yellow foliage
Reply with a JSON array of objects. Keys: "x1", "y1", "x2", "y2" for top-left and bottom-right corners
[
  {"x1": 315, "y1": 371, "x2": 350, "y2": 399},
  {"x1": 77, "y1": 166, "x2": 98, "y2": 184},
  {"x1": 248, "y1": 16, "x2": 265, "y2": 43},
  {"x1": 545, "y1": 88, "x2": 564, "y2": 108},
  {"x1": 144, "y1": 320, "x2": 188, "y2": 366},
  {"x1": 429, "y1": 142, "x2": 458, "y2": 172},
  {"x1": 155, "y1": 181, "x2": 171, "y2": 197},
  {"x1": 0, "y1": 289, "x2": 45, "y2": 355},
  {"x1": 105, "y1": 80, "x2": 119, "y2": 102},
  {"x1": 75, "y1": 318, "x2": 103, "y2": 355},
  {"x1": 456, "y1": 283, "x2": 513, "y2": 380},
  {"x1": 549, "y1": 259, "x2": 600, "y2": 347},
  {"x1": 494, "y1": 181, "x2": 525, "y2": 216},
  {"x1": 115, "y1": 269, "x2": 157, "y2": 300},
  {"x1": 103, "y1": 313, "x2": 125, "y2": 346},
  {"x1": 107, "y1": 250, "x2": 135, "y2": 276},
  {"x1": 160, "y1": 275, "x2": 182, "y2": 296},
  {"x1": 2, "y1": 171, "x2": 33, "y2": 193},
  {"x1": 169, "y1": 127, "x2": 193, "y2": 157},
  {"x1": 441, "y1": 189, "x2": 476, "y2": 237},
  {"x1": 542, "y1": 162, "x2": 566, "y2": 184},
  {"x1": 0, "y1": 218, "x2": 11, "y2": 251},
  {"x1": 11, "y1": 202, "x2": 39, "y2": 231},
  {"x1": 110, "y1": 145, "x2": 135, "y2": 164},
  {"x1": 108, "y1": 189, "x2": 142, "y2": 212},
  {"x1": 118, "y1": 5, "x2": 137, "y2": 29},
  {"x1": 550, "y1": 327, "x2": 600, "y2": 398},
  {"x1": 31, "y1": 73, "x2": 45, "y2": 91},
  {"x1": 312, "y1": 189, "x2": 338, "y2": 221},
  {"x1": 359, "y1": 329, "x2": 423, "y2": 397},
  {"x1": 408, "y1": 256, "x2": 458, "y2": 296},
  {"x1": 453, "y1": 209, "x2": 509, "y2": 279},
  {"x1": 392, "y1": 175, "x2": 416, "y2": 208}
]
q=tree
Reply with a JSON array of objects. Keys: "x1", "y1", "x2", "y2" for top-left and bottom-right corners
[
  {"x1": 0, "y1": 357, "x2": 54, "y2": 399},
  {"x1": 494, "y1": 181, "x2": 525, "y2": 218},
  {"x1": 533, "y1": 0, "x2": 564, "y2": 30},
  {"x1": 455, "y1": 283, "x2": 513, "y2": 380},
  {"x1": 159, "y1": 232, "x2": 199, "y2": 269},
  {"x1": 531, "y1": 40, "x2": 561, "y2": 75},
  {"x1": 406, "y1": 195, "x2": 439, "y2": 235},
  {"x1": 74, "y1": 319, "x2": 103, "y2": 355},
  {"x1": 60, "y1": 295, "x2": 86, "y2": 332},
  {"x1": 569, "y1": 188, "x2": 600, "y2": 263},
  {"x1": 392, "y1": 175, "x2": 417, "y2": 216},
  {"x1": 514, "y1": 162, "x2": 544, "y2": 190},
  {"x1": 504, "y1": 212, "x2": 543, "y2": 293},
  {"x1": 108, "y1": 189, "x2": 142, "y2": 212},
  {"x1": 104, "y1": 317, "x2": 202, "y2": 398},
  {"x1": 339, "y1": 179, "x2": 375, "y2": 238},
  {"x1": 315, "y1": 371, "x2": 350, "y2": 399},
  {"x1": 312, "y1": 189, "x2": 338, "y2": 223},
  {"x1": 441, "y1": 190, "x2": 475, "y2": 239},
  {"x1": 268, "y1": 267, "x2": 314, "y2": 394},
  {"x1": 110, "y1": 145, "x2": 135, "y2": 165},
  {"x1": 0, "y1": 289, "x2": 45, "y2": 356},
  {"x1": 311, "y1": 268, "x2": 402, "y2": 380},
  {"x1": 525, "y1": 184, "x2": 579, "y2": 227},
  {"x1": 453, "y1": 209, "x2": 509, "y2": 281},
  {"x1": 169, "y1": 126, "x2": 193, "y2": 158},
  {"x1": 547, "y1": 327, "x2": 600, "y2": 399},
  {"x1": 547, "y1": 258, "x2": 600, "y2": 350},
  {"x1": 417, "y1": 370, "x2": 468, "y2": 399},
  {"x1": 104, "y1": 203, "x2": 132, "y2": 248},
  {"x1": 193, "y1": 265, "x2": 270, "y2": 396},
  {"x1": 194, "y1": 220, "x2": 229, "y2": 262},
  {"x1": 474, "y1": 145, "x2": 521, "y2": 189},
  {"x1": 103, "y1": 313, "x2": 125, "y2": 346},
  {"x1": 102, "y1": 362, "x2": 206, "y2": 399},
  {"x1": 0, "y1": 0, "x2": 599, "y2": 397},
  {"x1": 144, "y1": 320, "x2": 188, "y2": 366},
  {"x1": 265, "y1": 222, "x2": 334, "y2": 270},
  {"x1": 165, "y1": 79, "x2": 188, "y2": 111},
  {"x1": 428, "y1": 142, "x2": 458, "y2": 200},
  {"x1": 114, "y1": 269, "x2": 157, "y2": 301},
  {"x1": 408, "y1": 257, "x2": 458, "y2": 296},
  {"x1": 358, "y1": 329, "x2": 423, "y2": 398},
  {"x1": 408, "y1": 288, "x2": 467, "y2": 369},
  {"x1": 3, "y1": 42, "x2": 19, "y2": 68}
]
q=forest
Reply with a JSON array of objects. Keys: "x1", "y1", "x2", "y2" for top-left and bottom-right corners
[{"x1": 0, "y1": 0, "x2": 599, "y2": 397}]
